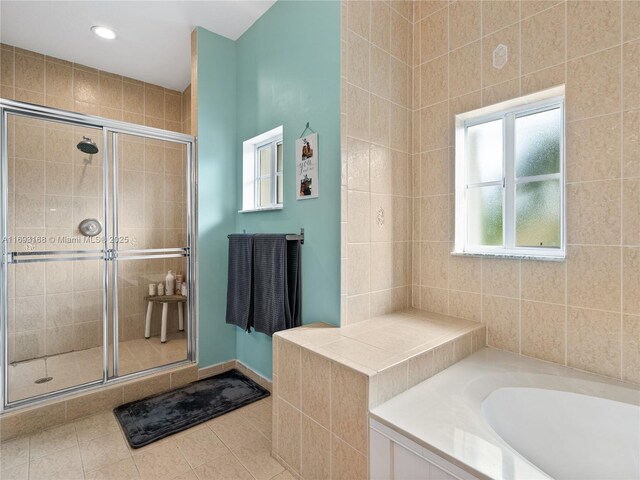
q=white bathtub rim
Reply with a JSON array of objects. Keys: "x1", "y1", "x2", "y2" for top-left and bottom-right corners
[{"x1": 370, "y1": 348, "x2": 640, "y2": 480}]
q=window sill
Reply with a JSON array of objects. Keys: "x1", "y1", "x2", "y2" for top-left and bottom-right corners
[
  {"x1": 238, "y1": 206, "x2": 283, "y2": 214},
  {"x1": 451, "y1": 251, "x2": 565, "y2": 262}
]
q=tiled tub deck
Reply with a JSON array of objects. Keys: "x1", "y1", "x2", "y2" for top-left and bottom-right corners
[{"x1": 272, "y1": 309, "x2": 486, "y2": 480}]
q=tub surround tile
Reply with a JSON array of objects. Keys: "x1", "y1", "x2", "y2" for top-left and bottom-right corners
[{"x1": 273, "y1": 310, "x2": 485, "y2": 479}]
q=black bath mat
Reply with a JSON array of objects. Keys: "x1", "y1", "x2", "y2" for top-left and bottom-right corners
[{"x1": 114, "y1": 369, "x2": 270, "y2": 448}]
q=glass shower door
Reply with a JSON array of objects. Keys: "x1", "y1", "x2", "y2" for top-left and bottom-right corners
[
  {"x1": 3, "y1": 112, "x2": 107, "y2": 404},
  {"x1": 110, "y1": 131, "x2": 189, "y2": 378}
]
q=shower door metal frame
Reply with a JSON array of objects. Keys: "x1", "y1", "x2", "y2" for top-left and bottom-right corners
[{"x1": 0, "y1": 98, "x2": 197, "y2": 411}]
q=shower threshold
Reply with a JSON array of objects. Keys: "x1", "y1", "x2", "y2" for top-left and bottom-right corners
[{"x1": 8, "y1": 333, "x2": 187, "y2": 404}]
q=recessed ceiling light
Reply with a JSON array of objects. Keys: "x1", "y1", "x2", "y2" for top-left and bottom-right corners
[{"x1": 91, "y1": 25, "x2": 117, "y2": 40}]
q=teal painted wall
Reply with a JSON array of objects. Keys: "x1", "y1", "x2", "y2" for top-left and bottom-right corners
[
  {"x1": 234, "y1": 0, "x2": 341, "y2": 380},
  {"x1": 196, "y1": 28, "x2": 238, "y2": 367},
  {"x1": 196, "y1": 1, "x2": 341, "y2": 379}
]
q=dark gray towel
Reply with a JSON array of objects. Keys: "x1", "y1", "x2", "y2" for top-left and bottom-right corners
[
  {"x1": 253, "y1": 235, "x2": 302, "y2": 336},
  {"x1": 225, "y1": 234, "x2": 254, "y2": 331}
]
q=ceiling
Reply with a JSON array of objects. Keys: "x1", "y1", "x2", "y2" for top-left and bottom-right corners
[{"x1": 0, "y1": 1, "x2": 276, "y2": 91}]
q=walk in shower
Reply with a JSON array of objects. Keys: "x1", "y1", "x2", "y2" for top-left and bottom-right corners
[{"x1": 0, "y1": 99, "x2": 196, "y2": 408}]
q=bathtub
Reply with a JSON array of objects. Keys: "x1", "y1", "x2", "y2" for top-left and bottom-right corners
[
  {"x1": 370, "y1": 348, "x2": 640, "y2": 480},
  {"x1": 483, "y1": 387, "x2": 640, "y2": 480}
]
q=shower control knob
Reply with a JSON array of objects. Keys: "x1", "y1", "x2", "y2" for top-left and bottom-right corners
[{"x1": 78, "y1": 218, "x2": 102, "y2": 237}]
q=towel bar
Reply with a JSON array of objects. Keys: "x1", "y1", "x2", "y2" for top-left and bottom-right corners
[{"x1": 228, "y1": 228, "x2": 305, "y2": 245}]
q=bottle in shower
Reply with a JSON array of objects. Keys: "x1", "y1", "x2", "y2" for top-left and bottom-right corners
[{"x1": 166, "y1": 270, "x2": 175, "y2": 295}]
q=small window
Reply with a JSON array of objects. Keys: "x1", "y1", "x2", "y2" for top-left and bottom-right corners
[
  {"x1": 241, "y1": 126, "x2": 283, "y2": 212},
  {"x1": 454, "y1": 87, "x2": 565, "y2": 259}
]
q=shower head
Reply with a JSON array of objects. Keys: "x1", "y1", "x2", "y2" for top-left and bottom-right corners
[{"x1": 77, "y1": 136, "x2": 99, "y2": 155}]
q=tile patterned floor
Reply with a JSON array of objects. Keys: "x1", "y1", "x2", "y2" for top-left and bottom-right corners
[
  {"x1": 0, "y1": 397, "x2": 291, "y2": 480},
  {"x1": 9, "y1": 334, "x2": 188, "y2": 403}
]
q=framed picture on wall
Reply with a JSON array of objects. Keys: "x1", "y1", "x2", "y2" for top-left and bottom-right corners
[{"x1": 296, "y1": 133, "x2": 319, "y2": 200}]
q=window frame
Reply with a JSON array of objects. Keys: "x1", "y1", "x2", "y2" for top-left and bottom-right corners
[
  {"x1": 454, "y1": 87, "x2": 566, "y2": 260},
  {"x1": 240, "y1": 126, "x2": 284, "y2": 213},
  {"x1": 254, "y1": 136, "x2": 283, "y2": 209}
]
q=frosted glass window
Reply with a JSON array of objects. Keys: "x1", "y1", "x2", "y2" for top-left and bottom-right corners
[
  {"x1": 277, "y1": 142, "x2": 283, "y2": 172},
  {"x1": 468, "y1": 186, "x2": 503, "y2": 246},
  {"x1": 454, "y1": 88, "x2": 565, "y2": 259},
  {"x1": 467, "y1": 119, "x2": 503, "y2": 184},
  {"x1": 515, "y1": 108, "x2": 561, "y2": 178},
  {"x1": 259, "y1": 178, "x2": 271, "y2": 207},
  {"x1": 516, "y1": 180, "x2": 561, "y2": 247},
  {"x1": 259, "y1": 147, "x2": 271, "y2": 176}
]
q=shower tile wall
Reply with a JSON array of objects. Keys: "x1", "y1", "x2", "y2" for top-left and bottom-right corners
[
  {"x1": 341, "y1": 0, "x2": 639, "y2": 385},
  {"x1": 341, "y1": 0, "x2": 414, "y2": 325},
  {"x1": 0, "y1": 44, "x2": 191, "y2": 363}
]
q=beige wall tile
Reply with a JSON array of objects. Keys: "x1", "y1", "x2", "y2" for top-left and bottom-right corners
[
  {"x1": 390, "y1": 10, "x2": 410, "y2": 64},
  {"x1": 449, "y1": 255, "x2": 480, "y2": 293},
  {"x1": 421, "y1": 148, "x2": 449, "y2": 196},
  {"x1": 482, "y1": 24, "x2": 521, "y2": 88},
  {"x1": 624, "y1": 40, "x2": 640, "y2": 111},
  {"x1": 521, "y1": 0, "x2": 563, "y2": 19},
  {"x1": 449, "y1": 0, "x2": 481, "y2": 50},
  {"x1": 389, "y1": 57, "x2": 409, "y2": 107},
  {"x1": 482, "y1": 258, "x2": 520, "y2": 298},
  {"x1": 348, "y1": 0, "x2": 371, "y2": 40},
  {"x1": 422, "y1": 55, "x2": 448, "y2": 107},
  {"x1": 420, "y1": 101, "x2": 449, "y2": 150},
  {"x1": 347, "y1": 293, "x2": 371, "y2": 324},
  {"x1": 300, "y1": 349, "x2": 331, "y2": 429},
  {"x1": 370, "y1": 95, "x2": 390, "y2": 147},
  {"x1": 276, "y1": 399, "x2": 301, "y2": 473},
  {"x1": 347, "y1": 243, "x2": 371, "y2": 295},
  {"x1": 420, "y1": 286, "x2": 448, "y2": 315},
  {"x1": 277, "y1": 339, "x2": 301, "y2": 409},
  {"x1": 347, "y1": 84, "x2": 370, "y2": 141},
  {"x1": 420, "y1": 7, "x2": 448, "y2": 63},
  {"x1": 484, "y1": 295, "x2": 520, "y2": 352},
  {"x1": 567, "y1": 180, "x2": 621, "y2": 246},
  {"x1": 420, "y1": 242, "x2": 449, "y2": 288},
  {"x1": 522, "y1": 63, "x2": 566, "y2": 95},
  {"x1": 567, "y1": 1, "x2": 621, "y2": 60},
  {"x1": 376, "y1": 362, "x2": 408, "y2": 404},
  {"x1": 482, "y1": 0, "x2": 520, "y2": 35},
  {"x1": 301, "y1": 415, "x2": 330, "y2": 479},
  {"x1": 347, "y1": 31, "x2": 370, "y2": 91},
  {"x1": 622, "y1": 314, "x2": 640, "y2": 384},
  {"x1": 331, "y1": 434, "x2": 367, "y2": 480},
  {"x1": 422, "y1": 195, "x2": 448, "y2": 241},
  {"x1": 623, "y1": 0, "x2": 640, "y2": 42},
  {"x1": 370, "y1": 46, "x2": 390, "y2": 99},
  {"x1": 330, "y1": 362, "x2": 368, "y2": 455},
  {"x1": 407, "y1": 350, "x2": 433, "y2": 387},
  {"x1": 567, "y1": 46, "x2": 621, "y2": 122},
  {"x1": 347, "y1": 191, "x2": 371, "y2": 243},
  {"x1": 15, "y1": 52, "x2": 44, "y2": 93},
  {"x1": 521, "y1": 260, "x2": 566, "y2": 304},
  {"x1": 567, "y1": 245, "x2": 621, "y2": 312},
  {"x1": 371, "y1": 242, "x2": 394, "y2": 291},
  {"x1": 566, "y1": 114, "x2": 621, "y2": 182},
  {"x1": 521, "y1": 3, "x2": 565, "y2": 74},
  {"x1": 521, "y1": 300, "x2": 566, "y2": 364},
  {"x1": 623, "y1": 179, "x2": 640, "y2": 245},
  {"x1": 623, "y1": 247, "x2": 640, "y2": 315},
  {"x1": 449, "y1": 290, "x2": 481, "y2": 322},
  {"x1": 371, "y1": 1, "x2": 391, "y2": 51},
  {"x1": 567, "y1": 307, "x2": 622, "y2": 378},
  {"x1": 45, "y1": 61, "x2": 72, "y2": 98},
  {"x1": 347, "y1": 138, "x2": 370, "y2": 192},
  {"x1": 449, "y1": 41, "x2": 481, "y2": 98},
  {"x1": 482, "y1": 78, "x2": 521, "y2": 106},
  {"x1": 623, "y1": 109, "x2": 639, "y2": 179},
  {"x1": 389, "y1": 103, "x2": 409, "y2": 152}
]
